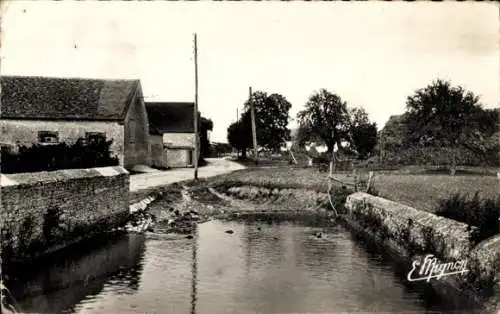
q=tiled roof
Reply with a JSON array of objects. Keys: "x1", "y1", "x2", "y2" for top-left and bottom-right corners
[
  {"x1": 0, "y1": 75, "x2": 140, "y2": 121},
  {"x1": 145, "y1": 102, "x2": 195, "y2": 134}
]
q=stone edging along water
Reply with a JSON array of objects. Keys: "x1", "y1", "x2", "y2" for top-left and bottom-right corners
[
  {"x1": 211, "y1": 183, "x2": 500, "y2": 314},
  {"x1": 345, "y1": 192, "x2": 500, "y2": 313},
  {"x1": 126, "y1": 194, "x2": 158, "y2": 232}
]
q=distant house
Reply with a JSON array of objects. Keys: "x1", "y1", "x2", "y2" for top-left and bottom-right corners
[
  {"x1": 145, "y1": 102, "x2": 195, "y2": 168},
  {"x1": 0, "y1": 75, "x2": 151, "y2": 169}
]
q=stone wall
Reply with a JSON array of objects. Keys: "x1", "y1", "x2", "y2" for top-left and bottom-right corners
[
  {"x1": 124, "y1": 86, "x2": 151, "y2": 168},
  {"x1": 0, "y1": 167, "x2": 130, "y2": 263},
  {"x1": 0, "y1": 119, "x2": 124, "y2": 165},
  {"x1": 150, "y1": 135, "x2": 167, "y2": 169},
  {"x1": 345, "y1": 192, "x2": 473, "y2": 259},
  {"x1": 467, "y1": 235, "x2": 500, "y2": 311},
  {"x1": 345, "y1": 192, "x2": 500, "y2": 311}
]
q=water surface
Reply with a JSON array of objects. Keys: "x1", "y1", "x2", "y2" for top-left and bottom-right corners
[{"x1": 8, "y1": 219, "x2": 480, "y2": 314}]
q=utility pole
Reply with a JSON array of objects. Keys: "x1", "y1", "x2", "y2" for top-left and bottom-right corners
[
  {"x1": 236, "y1": 107, "x2": 239, "y2": 158},
  {"x1": 249, "y1": 86, "x2": 258, "y2": 165},
  {"x1": 193, "y1": 33, "x2": 199, "y2": 180}
]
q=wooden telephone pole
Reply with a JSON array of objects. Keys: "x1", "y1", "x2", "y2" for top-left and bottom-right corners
[
  {"x1": 249, "y1": 86, "x2": 258, "y2": 165},
  {"x1": 193, "y1": 33, "x2": 199, "y2": 180},
  {"x1": 236, "y1": 107, "x2": 239, "y2": 157}
]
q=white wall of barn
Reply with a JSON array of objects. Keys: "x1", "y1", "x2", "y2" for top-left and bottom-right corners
[
  {"x1": 162, "y1": 132, "x2": 195, "y2": 148},
  {"x1": 0, "y1": 119, "x2": 125, "y2": 165}
]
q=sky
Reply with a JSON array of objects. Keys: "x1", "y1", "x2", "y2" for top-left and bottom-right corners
[{"x1": 1, "y1": 1, "x2": 498, "y2": 143}]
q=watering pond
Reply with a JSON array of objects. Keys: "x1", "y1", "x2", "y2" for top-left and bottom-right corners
[{"x1": 6, "y1": 212, "x2": 482, "y2": 314}]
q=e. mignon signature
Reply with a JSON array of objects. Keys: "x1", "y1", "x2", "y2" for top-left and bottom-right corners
[{"x1": 407, "y1": 254, "x2": 469, "y2": 282}]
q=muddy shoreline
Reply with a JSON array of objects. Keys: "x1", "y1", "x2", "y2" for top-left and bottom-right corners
[{"x1": 125, "y1": 181, "x2": 337, "y2": 236}]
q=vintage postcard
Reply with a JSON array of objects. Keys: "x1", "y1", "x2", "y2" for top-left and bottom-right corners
[{"x1": 0, "y1": 1, "x2": 499, "y2": 314}]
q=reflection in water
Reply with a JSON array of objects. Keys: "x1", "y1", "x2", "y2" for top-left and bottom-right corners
[
  {"x1": 190, "y1": 226, "x2": 198, "y2": 314},
  {"x1": 350, "y1": 229, "x2": 479, "y2": 311},
  {"x1": 7, "y1": 234, "x2": 146, "y2": 314},
  {"x1": 8, "y1": 219, "x2": 482, "y2": 314}
]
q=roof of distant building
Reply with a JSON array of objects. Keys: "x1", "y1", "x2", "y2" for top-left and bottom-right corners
[
  {"x1": 145, "y1": 102, "x2": 195, "y2": 134},
  {"x1": 0, "y1": 75, "x2": 141, "y2": 121}
]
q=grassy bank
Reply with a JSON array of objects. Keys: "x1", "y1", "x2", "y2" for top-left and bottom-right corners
[
  {"x1": 208, "y1": 166, "x2": 330, "y2": 192},
  {"x1": 197, "y1": 165, "x2": 498, "y2": 213}
]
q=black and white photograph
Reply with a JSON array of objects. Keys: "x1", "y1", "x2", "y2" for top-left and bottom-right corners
[{"x1": 0, "y1": 1, "x2": 499, "y2": 313}]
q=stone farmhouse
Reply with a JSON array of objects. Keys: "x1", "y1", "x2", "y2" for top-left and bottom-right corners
[
  {"x1": 146, "y1": 102, "x2": 195, "y2": 169},
  {"x1": 0, "y1": 75, "x2": 151, "y2": 170}
]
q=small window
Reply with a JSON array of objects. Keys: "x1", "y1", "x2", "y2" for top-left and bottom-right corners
[
  {"x1": 85, "y1": 132, "x2": 106, "y2": 144},
  {"x1": 38, "y1": 131, "x2": 59, "y2": 144}
]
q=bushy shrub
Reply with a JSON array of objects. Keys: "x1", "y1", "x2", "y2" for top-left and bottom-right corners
[
  {"x1": 436, "y1": 192, "x2": 500, "y2": 245},
  {"x1": 380, "y1": 146, "x2": 499, "y2": 168},
  {"x1": 1, "y1": 138, "x2": 119, "y2": 174}
]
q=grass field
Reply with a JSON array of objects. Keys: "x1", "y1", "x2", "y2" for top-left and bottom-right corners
[
  {"x1": 372, "y1": 173, "x2": 499, "y2": 213},
  {"x1": 208, "y1": 164, "x2": 498, "y2": 213}
]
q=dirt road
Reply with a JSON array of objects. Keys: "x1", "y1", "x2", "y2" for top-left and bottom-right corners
[{"x1": 129, "y1": 158, "x2": 245, "y2": 192}]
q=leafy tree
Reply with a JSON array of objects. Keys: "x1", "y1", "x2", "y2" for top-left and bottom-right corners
[
  {"x1": 227, "y1": 91, "x2": 292, "y2": 157},
  {"x1": 295, "y1": 124, "x2": 322, "y2": 147},
  {"x1": 378, "y1": 114, "x2": 409, "y2": 149},
  {"x1": 459, "y1": 108, "x2": 499, "y2": 167},
  {"x1": 404, "y1": 79, "x2": 497, "y2": 175},
  {"x1": 211, "y1": 142, "x2": 232, "y2": 157},
  {"x1": 227, "y1": 114, "x2": 252, "y2": 158},
  {"x1": 199, "y1": 116, "x2": 213, "y2": 159},
  {"x1": 242, "y1": 91, "x2": 292, "y2": 152},
  {"x1": 296, "y1": 89, "x2": 353, "y2": 154},
  {"x1": 349, "y1": 107, "x2": 378, "y2": 159}
]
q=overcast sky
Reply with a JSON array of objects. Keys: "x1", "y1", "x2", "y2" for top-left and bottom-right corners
[{"x1": 1, "y1": 1, "x2": 498, "y2": 143}]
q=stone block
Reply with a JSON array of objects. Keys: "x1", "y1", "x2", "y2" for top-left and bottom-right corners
[
  {"x1": 0, "y1": 167, "x2": 130, "y2": 263},
  {"x1": 345, "y1": 192, "x2": 473, "y2": 260}
]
